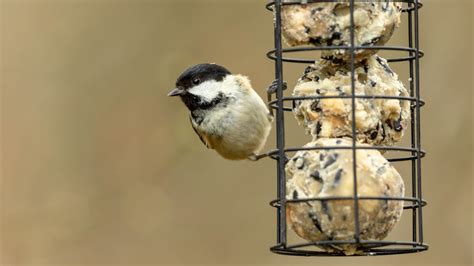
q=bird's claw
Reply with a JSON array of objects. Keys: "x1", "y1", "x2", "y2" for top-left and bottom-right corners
[
  {"x1": 267, "y1": 79, "x2": 287, "y2": 95},
  {"x1": 248, "y1": 154, "x2": 258, "y2": 161},
  {"x1": 248, "y1": 152, "x2": 290, "y2": 163},
  {"x1": 248, "y1": 153, "x2": 267, "y2": 161}
]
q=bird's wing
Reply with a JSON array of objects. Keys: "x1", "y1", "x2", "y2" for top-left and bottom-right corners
[{"x1": 189, "y1": 115, "x2": 213, "y2": 149}]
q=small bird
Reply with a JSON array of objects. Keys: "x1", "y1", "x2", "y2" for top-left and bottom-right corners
[{"x1": 168, "y1": 63, "x2": 273, "y2": 160}]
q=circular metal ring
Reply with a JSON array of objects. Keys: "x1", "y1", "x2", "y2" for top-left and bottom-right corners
[
  {"x1": 266, "y1": 46, "x2": 424, "y2": 64},
  {"x1": 267, "y1": 95, "x2": 426, "y2": 112},
  {"x1": 266, "y1": 0, "x2": 423, "y2": 13},
  {"x1": 270, "y1": 197, "x2": 427, "y2": 209},
  {"x1": 259, "y1": 145, "x2": 426, "y2": 161},
  {"x1": 270, "y1": 241, "x2": 428, "y2": 256}
]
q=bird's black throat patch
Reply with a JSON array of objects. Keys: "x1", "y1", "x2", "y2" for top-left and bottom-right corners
[{"x1": 181, "y1": 91, "x2": 228, "y2": 112}]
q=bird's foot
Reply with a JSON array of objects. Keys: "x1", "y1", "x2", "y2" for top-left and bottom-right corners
[
  {"x1": 267, "y1": 79, "x2": 287, "y2": 95},
  {"x1": 248, "y1": 152, "x2": 290, "y2": 163},
  {"x1": 248, "y1": 152, "x2": 268, "y2": 161},
  {"x1": 248, "y1": 153, "x2": 259, "y2": 161}
]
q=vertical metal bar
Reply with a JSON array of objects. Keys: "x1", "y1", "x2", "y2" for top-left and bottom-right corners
[
  {"x1": 414, "y1": 0, "x2": 424, "y2": 244},
  {"x1": 407, "y1": 1, "x2": 418, "y2": 244},
  {"x1": 274, "y1": 0, "x2": 287, "y2": 246},
  {"x1": 349, "y1": 0, "x2": 360, "y2": 242}
]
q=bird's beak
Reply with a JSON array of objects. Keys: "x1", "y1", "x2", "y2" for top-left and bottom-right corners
[{"x1": 167, "y1": 87, "x2": 185, "y2": 97}]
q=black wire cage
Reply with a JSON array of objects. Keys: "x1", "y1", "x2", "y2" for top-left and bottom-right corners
[{"x1": 262, "y1": 0, "x2": 428, "y2": 256}]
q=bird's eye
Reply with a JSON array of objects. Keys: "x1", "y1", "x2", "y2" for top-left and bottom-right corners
[{"x1": 192, "y1": 78, "x2": 201, "y2": 85}]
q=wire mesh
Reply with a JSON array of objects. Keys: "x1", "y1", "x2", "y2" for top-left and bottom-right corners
[{"x1": 262, "y1": 0, "x2": 428, "y2": 256}]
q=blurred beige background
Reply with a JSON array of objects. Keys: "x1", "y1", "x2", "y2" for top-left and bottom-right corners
[{"x1": 1, "y1": 0, "x2": 472, "y2": 265}]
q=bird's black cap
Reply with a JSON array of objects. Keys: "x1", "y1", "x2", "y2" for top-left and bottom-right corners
[{"x1": 168, "y1": 63, "x2": 231, "y2": 97}]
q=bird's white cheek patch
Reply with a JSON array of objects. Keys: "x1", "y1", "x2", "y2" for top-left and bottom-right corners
[{"x1": 188, "y1": 80, "x2": 221, "y2": 102}]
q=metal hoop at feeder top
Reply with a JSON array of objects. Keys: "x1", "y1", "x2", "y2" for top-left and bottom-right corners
[
  {"x1": 265, "y1": 0, "x2": 424, "y2": 12},
  {"x1": 264, "y1": 0, "x2": 428, "y2": 256}
]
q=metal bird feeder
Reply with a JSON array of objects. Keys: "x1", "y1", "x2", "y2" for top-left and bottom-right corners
[{"x1": 261, "y1": 0, "x2": 428, "y2": 256}]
